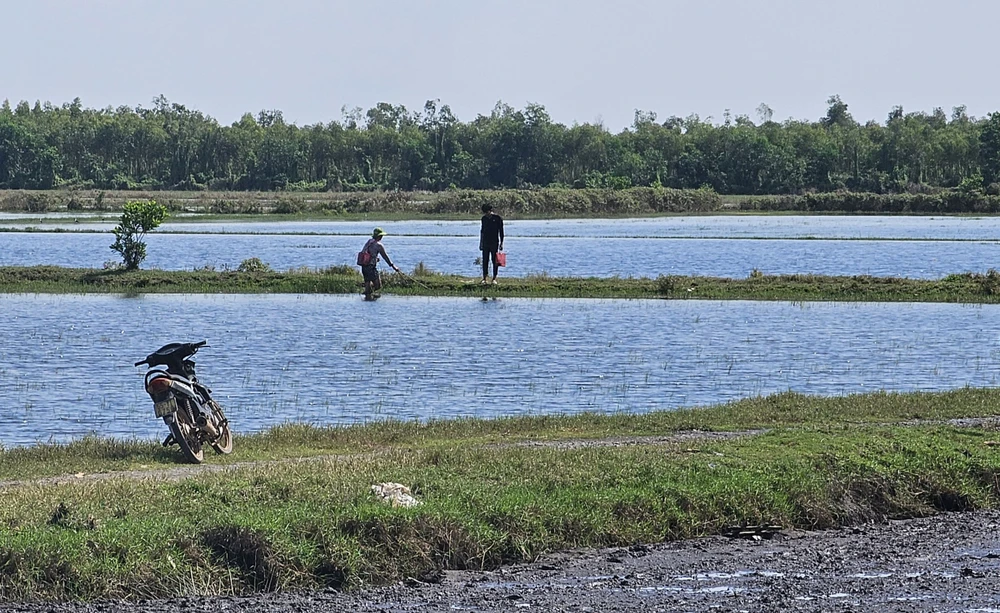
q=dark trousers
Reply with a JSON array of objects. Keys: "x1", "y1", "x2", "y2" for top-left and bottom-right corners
[
  {"x1": 362, "y1": 265, "x2": 381, "y2": 293},
  {"x1": 482, "y1": 250, "x2": 498, "y2": 278}
]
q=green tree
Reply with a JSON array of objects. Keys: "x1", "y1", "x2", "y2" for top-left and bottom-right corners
[
  {"x1": 822, "y1": 95, "x2": 853, "y2": 129},
  {"x1": 111, "y1": 200, "x2": 168, "y2": 270},
  {"x1": 1, "y1": 95, "x2": 999, "y2": 195},
  {"x1": 980, "y1": 113, "x2": 1000, "y2": 186}
]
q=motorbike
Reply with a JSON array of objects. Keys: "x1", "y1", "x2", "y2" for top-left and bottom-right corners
[{"x1": 134, "y1": 340, "x2": 233, "y2": 463}]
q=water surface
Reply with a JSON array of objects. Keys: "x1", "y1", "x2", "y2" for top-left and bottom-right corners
[
  {"x1": 2, "y1": 231, "x2": 998, "y2": 278},
  {"x1": 5, "y1": 214, "x2": 1000, "y2": 239},
  {"x1": 0, "y1": 294, "x2": 997, "y2": 447}
]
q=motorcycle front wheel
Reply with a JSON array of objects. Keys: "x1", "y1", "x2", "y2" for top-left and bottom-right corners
[
  {"x1": 207, "y1": 399, "x2": 233, "y2": 455},
  {"x1": 165, "y1": 406, "x2": 204, "y2": 464}
]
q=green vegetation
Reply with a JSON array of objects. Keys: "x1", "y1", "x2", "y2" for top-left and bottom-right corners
[
  {"x1": 2, "y1": 95, "x2": 999, "y2": 196},
  {"x1": 3, "y1": 265, "x2": 1000, "y2": 303},
  {"x1": 1, "y1": 389, "x2": 1000, "y2": 600},
  {"x1": 109, "y1": 200, "x2": 167, "y2": 270},
  {"x1": 8, "y1": 187, "x2": 1000, "y2": 218},
  {"x1": 0, "y1": 186, "x2": 722, "y2": 218},
  {"x1": 727, "y1": 190, "x2": 1000, "y2": 214}
]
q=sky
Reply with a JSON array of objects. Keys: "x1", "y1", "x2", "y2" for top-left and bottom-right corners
[{"x1": 2, "y1": 0, "x2": 998, "y2": 131}]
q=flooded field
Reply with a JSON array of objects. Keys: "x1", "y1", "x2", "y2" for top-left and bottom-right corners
[
  {"x1": 5, "y1": 213, "x2": 1000, "y2": 240},
  {"x1": 1, "y1": 293, "x2": 997, "y2": 447},
  {"x1": 2, "y1": 229, "x2": 999, "y2": 278}
]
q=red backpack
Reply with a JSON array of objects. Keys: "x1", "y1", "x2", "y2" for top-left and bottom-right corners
[{"x1": 357, "y1": 239, "x2": 375, "y2": 266}]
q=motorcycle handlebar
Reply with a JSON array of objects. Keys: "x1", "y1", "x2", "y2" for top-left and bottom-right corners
[{"x1": 134, "y1": 340, "x2": 208, "y2": 368}]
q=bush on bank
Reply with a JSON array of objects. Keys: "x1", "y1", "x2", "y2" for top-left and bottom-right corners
[
  {"x1": 734, "y1": 191, "x2": 1000, "y2": 214},
  {"x1": 6, "y1": 187, "x2": 1000, "y2": 216}
]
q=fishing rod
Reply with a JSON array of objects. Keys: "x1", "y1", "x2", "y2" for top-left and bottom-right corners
[{"x1": 383, "y1": 268, "x2": 431, "y2": 290}]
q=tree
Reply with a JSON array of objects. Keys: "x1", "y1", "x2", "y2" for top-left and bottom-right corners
[
  {"x1": 110, "y1": 200, "x2": 168, "y2": 270},
  {"x1": 980, "y1": 113, "x2": 1000, "y2": 186},
  {"x1": 756, "y1": 103, "x2": 774, "y2": 124},
  {"x1": 822, "y1": 95, "x2": 853, "y2": 129},
  {"x1": 0, "y1": 95, "x2": 997, "y2": 195}
]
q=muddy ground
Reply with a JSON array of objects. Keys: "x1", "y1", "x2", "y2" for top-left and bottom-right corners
[{"x1": 6, "y1": 509, "x2": 1000, "y2": 613}]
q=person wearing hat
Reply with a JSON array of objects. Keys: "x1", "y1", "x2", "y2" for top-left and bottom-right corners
[
  {"x1": 479, "y1": 203, "x2": 504, "y2": 284},
  {"x1": 359, "y1": 227, "x2": 399, "y2": 300}
]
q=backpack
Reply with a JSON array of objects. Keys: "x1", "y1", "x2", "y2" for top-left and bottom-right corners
[{"x1": 357, "y1": 239, "x2": 375, "y2": 266}]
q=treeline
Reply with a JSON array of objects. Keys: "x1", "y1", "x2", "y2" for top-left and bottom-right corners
[{"x1": 2, "y1": 95, "x2": 1000, "y2": 195}]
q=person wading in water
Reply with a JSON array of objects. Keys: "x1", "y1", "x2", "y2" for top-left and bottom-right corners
[
  {"x1": 479, "y1": 203, "x2": 504, "y2": 284},
  {"x1": 359, "y1": 227, "x2": 399, "y2": 301}
]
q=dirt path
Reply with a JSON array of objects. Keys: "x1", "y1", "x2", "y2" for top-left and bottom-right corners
[
  {"x1": 0, "y1": 430, "x2": 764, "y2": 490},
  {"x1": 6, "y1": 509, "x2": 1000, "y2": 612},
  {"x1": 0, "y1": 418, "x2": 984, "y2": 490}
]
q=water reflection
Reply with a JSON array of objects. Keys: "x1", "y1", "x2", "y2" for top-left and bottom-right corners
[{"x1": 0, "y1": 294, "x2": 997, "y2": 446}]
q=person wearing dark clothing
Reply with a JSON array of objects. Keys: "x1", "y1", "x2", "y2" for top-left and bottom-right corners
[
  {"x1": 479, "y1": 204, "x2": 504, "y2": 284},
  {"x1": 360, "y1": 227, "x2": 399, "y2": 300}
]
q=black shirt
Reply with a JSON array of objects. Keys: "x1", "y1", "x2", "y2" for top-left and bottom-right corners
[{"x1": 480, "y1": 213, "x2": 504, "y2": 251}]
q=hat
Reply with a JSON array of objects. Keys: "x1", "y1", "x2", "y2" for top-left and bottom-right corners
[{"x1": 373, "y1": 227, "x2": 387, "y2": 238}]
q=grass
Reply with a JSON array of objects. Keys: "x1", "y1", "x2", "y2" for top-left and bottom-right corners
[
  {"x1": 3, "y1": 265, "x2": 1000, "y2": 303},
  {"x1": 1, "y1": 389, "x2": 1000, "y2": 600},
  {"x1": 8, "y1": 188, "x2": 1000, "y2": 219},
  {"x1": 0, "y1": 187, "x2": 722, "y2": 220},
  {"x1": 8, "y1": 188, "x2": 1000, "y2": 220}
]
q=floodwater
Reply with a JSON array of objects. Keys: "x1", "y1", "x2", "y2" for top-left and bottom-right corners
[
  {"x1": 5, "y1": 213, "x2": 1000, "y2": 239},
  {"x1": 2, "y1": 216, "x2": 1000, "y2": 278},
  {"x1": 1, "y1": 293, "x2": 997, "y2": 447}
]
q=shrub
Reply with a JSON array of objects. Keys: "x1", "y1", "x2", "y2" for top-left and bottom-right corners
[
  {"x1": 110, "y1": 200, "x2": 168, "y2": 270},
  {"x1": 975, "y1": 269, "x2": 1000, "y2": 296},
  {"x1": 656, "y1": 275, "x2": 676, "y2": 295},
  {"x1": 957, "y1": 174, "x2": 985, "y2": 195},
  {"x1": 272, "y1": 198, "x2": 304, "y2": 214},
  {"x1": 285, "y1": 180, "x2": 327, "y2": 192},
  {"x1": 412, "y1": 262, "x2": 439, "y2": 277},
  {"x1": 321, "y1": 264, "x2": 357, "y2": 275},
  {"x1": 0, "y1": 192, "x2": 51, "y2": 212},
  {"x1": 24, "y1": 193, "x2": 50, "y2": 212},
  {"x1": 237, "y1": 258, "x2": 273, "y2": 273},
  {"x1": 428, "y1": 188, "x2": 721, "y2": 217}
]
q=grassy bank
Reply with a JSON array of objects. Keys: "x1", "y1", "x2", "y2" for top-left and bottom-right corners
[
  {"x1": 6, "y1": 188, "x2": 1000, "y2": 219},
  {"x1": 1, "y1": 389, "x2": 1000, "y2": 600},
  {"x1": 0, "y1": 187, "x2": 721, "y2": 219},
  {"x1": 3, "y1": 265, "x2": 1000, "y2": 303}
]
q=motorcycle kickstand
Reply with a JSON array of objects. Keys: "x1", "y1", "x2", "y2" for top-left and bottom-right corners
[{"x1": 162, "y1": 433, "x2": 176, "y2": 447}]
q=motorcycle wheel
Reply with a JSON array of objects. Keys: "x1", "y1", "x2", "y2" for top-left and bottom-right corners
[
  {"x1": 164, "y1": 405, "x2": 204, "y2": 464},
  {"x1": 208, "y1": 399, "x2": 233, "y2": 455}
]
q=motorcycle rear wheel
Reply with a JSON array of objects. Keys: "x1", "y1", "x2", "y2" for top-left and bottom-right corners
[
  {"x1": 208, "y1": 399, "x2": 233, "y2": 455},
  {"x1": 164, "y1": 407, "x2": 204, "y2": 464}
]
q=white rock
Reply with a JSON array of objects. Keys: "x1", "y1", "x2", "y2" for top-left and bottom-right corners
[{"x1": 371, "y1": 482, "x2": 422, "y2": 507}]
